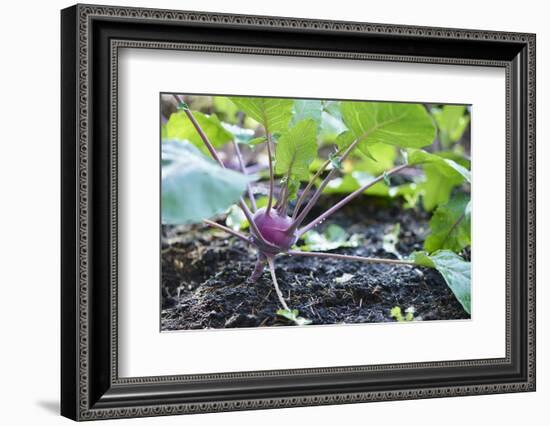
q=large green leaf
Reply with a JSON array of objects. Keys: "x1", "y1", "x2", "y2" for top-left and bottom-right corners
[
  {"x1": 407, "y1": 149, "x2": 470, "y2": 211},
  {"x1": 221, "y1": 122, "x2": 255, "y2": 144},
  {"x1": 410, "y1": 250, "x2": 471, "y2": 314},
  {"x1": 324, "y1": 100, "x2": 343, "y2": 120},
  {"x1": 422, "y1": 166, "x2": 463, "y2": 211},
  {"x1": 425, "y1": 194, "x2": 471, "y2": 253},
  {"x1": 354, "y1": 143, "x2": 397, "y2": 175},
  {"x1": 229, "y1": 97, "x2": 293, "y2": 133},
  {"x1": 337, "y1": 102, "x2": 436, "y2": 155},
  {"x1": 274, "y1": 119, "x2": 318, "y2": 180},
  {"x1": 436, "y1": 150, "x2": 471, "y2": 169},
  {"x1": 326, "y1": 169, "x2": 410, "y2": 198},
  {"x1": 319, "y1": 111, "x2": 347, "y2": 144},
  {"x1": 323, "y1": 171, "x2": 389, "y2": 197},
  {"x1": 292, "y1": 99, "x2": 323, "y2": 129},
  {"x1": 165, "y1": 111, "x2": 234, "y2": 152},
  {"x1": 161, "y1": 140, "x2": 253, "y2": 225},
  {"x1": 407, "y1": 149, "x2": 471, "y2": 182},
  {"x1": 432, "y1": 105, "x2": 470, "y2": 147},
  {"x1": 212, "y1": 96, "x2": 239, "y2": 124}
]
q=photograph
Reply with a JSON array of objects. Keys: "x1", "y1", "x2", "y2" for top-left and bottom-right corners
[{"x1": 160, "y1": 94, "x2": 472, "y2": 331}]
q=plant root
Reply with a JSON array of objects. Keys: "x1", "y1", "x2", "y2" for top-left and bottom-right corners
[
  {"x1": 247, "y1": 255, "x2": 266, "y2": 283},
  {"x1": 266, "y1": 257, "x2": 290, "y2": 311}
]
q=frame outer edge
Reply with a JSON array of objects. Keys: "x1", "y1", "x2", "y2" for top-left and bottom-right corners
[
  {"x1": 66, "y1": 4, "x2": 536, "y2": 421},
  {"x1": 61, "y1": 4, "x2": 80, "y2": 422}
]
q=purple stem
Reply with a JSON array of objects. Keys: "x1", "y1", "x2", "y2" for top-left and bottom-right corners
[
  {"x1": 291, "y1": 156, "x2": 334, "y2": 220},
  {"x1": 233, "y1": 140, "x2": 257, "y2": 211},
  {"x1": 203, "y1": 219, "x2": 254, "y2": 246},
  {"x1": 277, "y1": 166, "x2": 293, "y2": 216},
  {"x1": 173, "y1": 95, "x2": 225, "y2": 167},
  {"x1": 298, "y1": 164, "x2": 409, "y2": 236},
  {"x1": 265, "y1": 130, "x2": 275, "y2": 214},
  {"x1": 286, "y1": 250, "x2": 416, "y2": 266},
  {"x1": 287, "y1": 138, "x2": 361, "y2": 233}
]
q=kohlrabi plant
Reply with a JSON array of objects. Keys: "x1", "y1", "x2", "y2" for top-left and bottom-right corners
[{"x1": 162, "y1": 94, "x2": 472, "y2": 322}]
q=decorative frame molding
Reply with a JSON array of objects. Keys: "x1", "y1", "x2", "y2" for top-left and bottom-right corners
[{"x1": 61, "y1": 4, "x2": 536, "y2": 421}]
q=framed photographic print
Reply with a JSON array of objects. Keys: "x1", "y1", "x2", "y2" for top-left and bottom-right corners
[{"x1": 61, "y1": 4, "x2": 536, "y2": 421}]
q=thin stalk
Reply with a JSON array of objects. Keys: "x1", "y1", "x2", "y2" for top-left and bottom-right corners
[
  {"x1": 172, "y1": 94, "x2": 224, "y2": 167},
  {"x1": 286, "y1": 250, "x2": 416, "y2": 266},
  {"x1": 279, "y1": 187, "x2": 289, "y2": 216},
  {"x1": 291, "y1": 156, "x2": 333, "y2": 220},
  {"x1": 203, "y1": 219, "x2": 254, "y2": 246},
  {"x1": 287, "y1": 138, "x2": 361, "y2": 234},
  {"x1": 277, "y1": 166, "x2": 293, "y2": 216},
  {"x1": 265, "y1": 130, "x2": 275, "y2": 214},
  {"x1": 266, "y1": 257, "x2": 290, "y2": 310},
  {"x1": 298, "y1": 164, "x2": 409, "y2": 236},
  {"x1": 276, "y1": 182, "x2": 287, "y2": 214},
  {"x1": 233, "y1": 140, "x2": 257, "y2": 211}
]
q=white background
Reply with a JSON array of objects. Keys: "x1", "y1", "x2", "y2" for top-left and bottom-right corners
[
  {"x1": 0, "y1": 0, "x2": 547, "y2": 425},
  {"x1": 119, "y1": 50, "x2": 506, "y2": 377}
]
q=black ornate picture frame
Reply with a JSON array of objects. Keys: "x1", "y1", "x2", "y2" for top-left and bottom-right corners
[{"x1": 61, "y1": 4, "x2": 536, "y2": 421}]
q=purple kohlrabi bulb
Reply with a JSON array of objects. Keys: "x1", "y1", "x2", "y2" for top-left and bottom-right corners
[{"x1": 253, "y1": 207, "x2": 297, "y2": 251}]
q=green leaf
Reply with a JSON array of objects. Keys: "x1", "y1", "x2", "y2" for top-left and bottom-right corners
[
  {"x1": 249, "y1": 136, "x2": 267, "y2": 146},
  {"x1": 298, "y1": 224, "x2": 362, "y2": 252},
  {"x1": 274, "y1": 119, "x2": 318, "y2": 180},
  {"x1": 161, "y1": 140, "x2": 253, "y2": 224},
  {"x1": 388, "y1": 183, "x2": 422, "y2": 208},
  {"x1": 407, "y1": 149, "x2": 471, "y2": 183},
  {"x1": 354, "y1": 143, "x2": 397, "y2": 175},
  {"x1": 436, "y1": 150, "x2": 471, "y2": 169},
  {"x1": 285, "y1": 177, "x2": 301, "y2": 201},
  {"x1": 425, "y1": 194, "x2": 471, "y2": 253},
  {"x1": 337, "y1": 102, "x2": 436, "y2": 155},
  {"x1": 390, "y1": 306, "x2": 415, "y2": 322},
  {"x1": 410, "y1": 250, "x2": 471, "y2": 314},
  {"x1": 324, "y1": 171, "x2": 389, "y2": 197},
  {"x1": 318, "y1": 101, "x2": 347, "y2": 143},
  {"x1": 409, "y1": 251, "x2": 435, "y2": 268},
  {"x1": 292, "y1": 99, "x2": 323, "y2": 129},
  {"x1": 407, "y1": 149, "x2": 470, "y2": 211},
  {"x1": 323, "y1": 100, "x2": 343, "y2": 119},
  {"x1": 432, "y1": 105, "x2": 470, "y2": 147},
  {"x1": 421, "y1": 166, "x2": 463, "y2": 211},
  {"x1": 229, "y1": 97, "x2": 293, "y2": 133},
  {"x1": 276, "y1": 309, "x2": 312, "y2": 326},
  {"x1": 165, "y1": 111, "x2": 234, "y2": 152},
  {"x1": 430, "y1": 251, "x2": 471, "y2": 314},
  {"x1": 212, "y1": 96, "x2": 239, "y2": 124},
  {"x1": 222, "y1": 122, "x2": 255, "y2": 144}
]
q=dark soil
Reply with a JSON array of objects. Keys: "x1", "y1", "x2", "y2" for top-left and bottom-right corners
[{"x1": 161, "y1": 196, "x2": 469, "y2": 331}]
